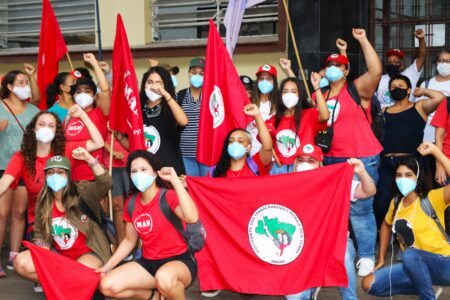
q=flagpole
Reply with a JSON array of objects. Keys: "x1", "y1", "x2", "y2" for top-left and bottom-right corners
[
  {"x1": 108, "y1": 132, "x2": 115, "y2": 222},
  {"x1": 281, "y1": 0, "x2": 311, "y2": 101},
  {"x1": 95, "y1": 0, "x2": 103, "y2": 61},
  {"x1": 65, "y1": 53, "x2": 74, "y2": 71}
]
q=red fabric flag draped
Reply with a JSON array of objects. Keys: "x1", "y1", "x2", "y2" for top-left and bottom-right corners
[
  {"x1": 22, "y1": 241, "x2": 100, "y2": 300},
  {"x1": 109, "y1": 14, "x2": 146, "y2": 152},
  {"x1": 187, "y1": 163, "x2": 353, "y2": 295},
  {"x1": 37, "y1": 0, "x2": 68, "y2": 110},
  {"x1": 197, "y1": 20, "x2": 251, "y2": 166}
]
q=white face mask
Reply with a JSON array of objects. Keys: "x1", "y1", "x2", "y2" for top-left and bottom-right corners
[
  {"x1": 35, "y1": 127, "x2": 55, "y2": 144},
  {"x1": 282, "y1": 92, "x2": 299, "y2": 109},
  {"x1": 296, "y1": 162, "x2": 315, "y2": 172},
  {"x1": 12, "y1": 85, "x2": 31, "y2": 100},
  {"x1": 74, "y1": 93, "x2": 94, "y2": 109},
  {"x1": 145, "y1": 88, "x2": 162, "y2": 102},
  {"x1": 437, "y1": 63, "x2": 450, "y2": 77}
]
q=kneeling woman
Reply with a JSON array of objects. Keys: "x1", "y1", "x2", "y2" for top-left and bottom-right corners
[
  {"x1": 14, "y1": 149, "x2": 112, "y2": 280},
  {"x1": 98, "y1": 151, "x2": 199, "y2": 300}
]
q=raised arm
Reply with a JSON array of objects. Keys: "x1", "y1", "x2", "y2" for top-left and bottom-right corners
[
  {"x1": 347, "y1": 158, "x2": 376, "y2": 199},
  {"x1": 244, "y1": 103, "x2": 273, "y2": 166},
  {"x1": 414, "y1": 29, "x2": 427, "y2": 72},
  {"x1": 156, "y1": 85, "x2": 188, "y2": 127},
  {"x1": 414, "y1": 87, "x2": 445, "y2": 116},
  {"x1": 24, "y1": 64, "x2": 40, "y2": 106},
  {"x1": 336, "y1": 38, "x2": 348, "y2": 57},
  {"x1": 311, "y1": 72, "x2": 330, "y2": 122},
  {"x1": 279, "y1": 58, "x2": 296, "y2": 78},
  {"x1": 83, "y1": 53, "x2": 111, "y2": 116},
  {"x1": 67, "y1": 104, "x2": 104, "y2": 152}
]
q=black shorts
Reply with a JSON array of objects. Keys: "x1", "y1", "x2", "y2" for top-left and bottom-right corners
[
  {"x1": 136, "y1": 252, "x2": 197, "y2": 284},
  {"x1": 0, "y1": 169, "x2": 25, "y2": 186}
]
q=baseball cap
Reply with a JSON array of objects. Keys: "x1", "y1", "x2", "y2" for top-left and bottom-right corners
[
  {"x1": 325, "y1": 53, "x2": 349, "y2": 66},
  {"x1": 44, "y1": 156, "x2": 71, "y2": 171},
  {"x1": 70, "y1": 77, "x2": 97, "y2": 95},
  {"x1": 189, "y1": 58, "x2": 205, "y2": 69},
  {"x1": 160, "y1": 63, "x2": 180, "y2": 75},
  {"x1": 386, "y1": 49, "x2": 405, "y2": 59},
  {"x1": 296, "y1": 144, "x2": 323, "y2": 162},
  {"x1": 240, "y1": 75, "x2": 254, "y2": 88},
  {"x1": 256, "y1": 64, "x2": 277, "y2": 77}
]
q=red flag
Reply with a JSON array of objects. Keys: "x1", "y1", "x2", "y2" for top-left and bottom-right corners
[
  {"x1": 187, "y1": 163, "x2": 353, "y2": 295},
  {"x1": 22, "y1": 241, "x2": 100, "y2": 300},
  {"x1": 197, "y1": 20, "x2": 251, "y2": 166},
  {"x1": 37, "y1": 0, "x2": 68, "y2": 110},
  {"x1": 110, "y1": 14, "x2": 146, "y2": 152}
]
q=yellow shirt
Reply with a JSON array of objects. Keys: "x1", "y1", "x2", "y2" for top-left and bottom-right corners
[{"x1": 385, "y1": 188, "x2": 450, "y2": 256}]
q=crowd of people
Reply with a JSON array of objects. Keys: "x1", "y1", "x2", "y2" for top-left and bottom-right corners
[{"x1": 0, "y1": 26, "x2": 449, "y2": 300}]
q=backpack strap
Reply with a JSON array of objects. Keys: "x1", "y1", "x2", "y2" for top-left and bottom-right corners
[
  {"x1": 424, "y1": 79, "x2": 431, "y2": 89},
  {"x1": 347, "y1": 81, "x2": 371, "y2": 124},
  {"x1": 420, "y1": 196, "x2": 450, "y2": 244},
  {"x1": 176, "y1": 88, "x2": 189, "y2": 106},
  {"x1": 209, "y1": 166, "x2": 216, "y2": 177},
  {"x1": 246, "y1": 157, "x2": 260, "y2": 175},
  {"x1": 127, "y1": 193, "x2": 139, "y2": 218},
  {"x1": 159, "y1": 189, "x2": 188, "y2": 241}
]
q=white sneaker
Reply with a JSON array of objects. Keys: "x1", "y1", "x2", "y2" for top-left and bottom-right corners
[
  {"x1": 435, "y1": 286, "x2": 443, "y2": 299},
  {"x1": 34, "y1": 283, "x2": 43, "y2": 293},
  {"x1": 356, "y1": 258, "x2": 374, "y2": 277},
  {"x1": 313, "y1": 287, "x2": 321, "y2": 300},
  {"x1": 201, "y1": 290, "x2": 221, "y2": 297}
]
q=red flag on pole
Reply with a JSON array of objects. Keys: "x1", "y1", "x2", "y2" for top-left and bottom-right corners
[
  {"x1": 37, "y1": 0, "x2": 68, "y2": 110},
  {"x1": 197, "y1": 19, "x2": 251, "y2": 166},
  {"x1": 109, "y1": 14, "x2": 146, "y2": 152},
  {"x1": 22, "y1": 241, "x2": 100, "y2": 300},
  {"x1": 187, "y1": 163, "x2": 353, "y2": 295}
]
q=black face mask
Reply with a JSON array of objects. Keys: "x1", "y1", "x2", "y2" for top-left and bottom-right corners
[
  {"x1": 390, "y1": 87, "x2": 408, "y2": 101},
  {"x1": 386, "y1": 64, "x2": 401, "y2": 78}
]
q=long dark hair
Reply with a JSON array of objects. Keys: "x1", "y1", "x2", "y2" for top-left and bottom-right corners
[
  {"x1": 46, "y1": 72, "x2": 71, "y2": 108},
  {"x1": 251, "y1": 73, "x2": 278, "y2": 115},
  {"x1": 274, "y1": 78, "x2": 303, "y2": 134},
  {"x1": 126, "y1": 150, "x2": 168, "y2": 193},
  {"x1": 212, "y1": 128, "x2": 251, "y2": 178},
  {"x1": 1, "y1": 70, "x2": 25, "y2": 99}
]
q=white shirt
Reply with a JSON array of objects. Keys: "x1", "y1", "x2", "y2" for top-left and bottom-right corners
[
  {"x1": 248, "y1": 101, "x2": 272, "y2": 156},
  {"x1": 350, "y1": 180, "x2": 361, "y2": 202},
  {"x1": 376, "y1": 59, "x2": 423, "y2": 108}
]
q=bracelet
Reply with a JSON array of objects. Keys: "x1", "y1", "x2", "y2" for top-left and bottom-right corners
[
  {"x1": 88, "y1": 158, "x2": 99, "y2": 168},
  {"x1": 167, "y1": 97, "x2": 173, "y2": 103}
]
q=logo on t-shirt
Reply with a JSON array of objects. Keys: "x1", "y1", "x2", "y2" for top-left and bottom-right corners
[
  {"x1": 209, "y1": 86, "x2": 225, "y2": 128},
  {"x1": 52, "y1": 217, "x2": 78, "y2": 249},
  {"x1": 326, "y1": 99, "x2": 341, "y2": 127},
  {"x1": 134, "y1": 213, "x2": 153, "y2": 234},
  {"x1": 143, "y1": 125, "x2": 161, "y2": 154},
  {"x1": 382, "y1": 90, "x2": 393, "y2": 106},
  {"x1": 276, "y1": 129, "x2": 300, "y2": 157},
  {"x1": 66, "y1": 120, "x2": 85, "y2": 136}
]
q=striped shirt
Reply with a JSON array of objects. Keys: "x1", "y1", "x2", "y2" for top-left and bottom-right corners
[{"x1": 177, "y1": 88, "x2": 201, "y2": 158}]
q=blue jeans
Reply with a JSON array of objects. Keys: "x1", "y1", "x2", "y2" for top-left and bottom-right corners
[
  {"x1": 324, "y1": 155, "x2": 380, "y2": 260},
  {"x1": 285, "y1": 238, "x2": 357, "y2": 300},
  {"x1": 368, "y1": 248, "x2": 450, "y2": 299},
  {"x1": 270, "y1": 163, "x2": 295, "y2": 175},
  {"x1": 182, "y1": 157, "x2": 209, "y2": 177}
]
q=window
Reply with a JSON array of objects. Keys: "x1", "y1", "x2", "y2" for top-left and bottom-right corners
[{"x1": 0, "y1": 0, "x2": 95, "y2": 50}]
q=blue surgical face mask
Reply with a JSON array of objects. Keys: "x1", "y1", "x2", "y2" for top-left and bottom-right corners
[
  {"x1": 131, "y1": 172, "x2": 156, "y2": 192},
  {"x1": 395, "y1": 178, "x2": 417, "y2": 196},
  {"x1": 46, "y1": 174, "x2": 68, "y2": 192},
  {"x1": 227, "y1": 142, "x2": 248, "y2": 160},
  {"x1": 190, "y1": 74, "x2": 203, "y2": 88},
  {"x1": 325, "y1": 66, "x2": 344, "y2": 83},
  {"x1": 171, "y1": 75, "x2": 178, "y2": 88},
  {"x1": 319, "y1": 77, "x2": 329, "y2": 88},
  {"x1": 257, "y1": 80, "x2": 274, "y2": 94}
]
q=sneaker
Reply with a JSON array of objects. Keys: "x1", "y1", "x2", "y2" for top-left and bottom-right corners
[
  {"x1": 6, "y1": 258, "x2": 14, "y2": 270},
  {"x1": 313, "y1": 287, "x2": 321, "y2": 300},
  {"x1": 356, "y1": 258, "x2": 375, "y2": 277},
  {"x1": 0, "y1": 267, "x2": 6, "y2": 278},
  {"x1": 34, "y1": 283, "x2": 43, "y2": 293},
  {"x1": 201, "y1": 290, "x2": 221, "y2": 297},
  {"x1": 435, "y1": 286, "x2": 443, "y2": 299}
]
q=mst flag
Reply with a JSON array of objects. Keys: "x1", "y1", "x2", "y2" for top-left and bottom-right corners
[
  {"x1": 23, "y1": 241, "x2": 100, "y2": 300},
  {"x1": 187, "y1": 163, "x2": 353, "y2": 295},
  {"x1": 197, "y1": 20, "x2": 250, "y2": 166},
  {"x1": 110, "y1": 14, "x2": 146, "y2": 152},
  {"x1": 37, "y1": 0, "x2": 68, "y2": 110}
]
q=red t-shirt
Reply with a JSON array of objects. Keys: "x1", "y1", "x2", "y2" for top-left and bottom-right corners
[
  {"x1": 102, "y1": 132, "x2": 129, "y2": 168},
  {"x1": 431, "y1": 100, "x2": 450, "y2": 157},
  {"x1": 51, "y1": 202, "x2": 92, "y2": 260},
  {"x1": 123, "y1": 189, "x2": 187, "y2": 260},
  {"x1": 225, "y1": 153, "x2": 270, "y2": 177},
  {"x1": 64, "y1": 108, "x2": 107, "y2": 181},
  {"x1": 266, "y1": 109, "x2": 326, "y2": 165}
]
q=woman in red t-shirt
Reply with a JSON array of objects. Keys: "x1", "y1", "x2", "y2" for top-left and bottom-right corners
[{"x1": 98, "y1": 151, "x2": 199, "y2": 300}]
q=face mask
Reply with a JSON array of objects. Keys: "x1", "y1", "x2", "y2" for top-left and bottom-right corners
[
  {"x1": 190, "y1": 74, "x2": 203, "y2": 88},
  {"x1": 131, "y1": 172, "x2": 156, "y2": 192},
  {"x1": 437, "y1": 63, "x2": 450, "y2": 77},
  {"x1": 74, "y1": 93, "x2": 94, "y2": 109},
  {"x1": 296, "y1": 162, "x2": 315, "y2": 172},
  {"x1": 319, "y1": 77, "x2": 329, "y2": 88},
  {"x1": 171, "y1": 75, "x2": 178, "y2": 88},
  {"x1": 390, "y1": 87, "x2": 408, "y2": 101},
  {"x1": 386, "y1": 64, "x2": 401, "y2": 78},
  {"x1": 227, "y1": 142, "x2": 248, "y2": 160},
  {"x1": 282, "y1": 93, "x2": 299, "y2": 109},
  {"x1": 325, "y1": 66, "x2": 344, "y2": 83},
  {"x1": 395, "y1": 177, "x2": 417, "y2": 196},
  {"x1": 145, "y1": 88, "x2": 162, "y2": 102},
  {"x1": 35, "y1": 127, "x2": 55, "y2": 144},
  {"x1": 12, "y1": 85, "x2": 31, "y2": 100},
  {"x1": 257, "y1": 80, "x2": 274, "y2": 94},
  {"x1": 46, "y1": 174, "x2": 68, "y2": 192}
]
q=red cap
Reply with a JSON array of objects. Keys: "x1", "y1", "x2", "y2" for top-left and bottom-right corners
[
  {"x1": 70, "y1": 70, "x2": 82, "y2": 79},
  {"x1": 296, "y1": 144, "x2": 323, "y2": 162},
  {"x1": 386, "y1": 49, "x2": 404, "y2": 59},
  {"x1": 256, "y1": 64, "x2": 277, "y2": 77},
  {"x1": 325, "y1": 53, "x2": 349, "y2": 66}
]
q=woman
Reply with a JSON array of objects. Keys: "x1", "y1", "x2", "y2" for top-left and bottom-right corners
[
  {"x1": 374, "y1": 74, "x2": 444, "y2": 229},
  {"x1": 140, "y1": 66, "x2": 187, "y2": 175},
  {"x1": 13, "y1": 149, "x2": 112, "y2": 282},
  {"x1": 0, "y1": 70, "x2": 40, "y2": 277},
  {"x1": 363, "y1": 142, "x2": 450, "y2": 299},
  {"x1": 47, "y1": 71, "x2": 78, "y2": 121},
  {"x1": 267, "y1": 75, "x2": 329, "y2": 174},
  {"x1": 98, "y1": 151, "x2": 198, "y2": 300}
]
